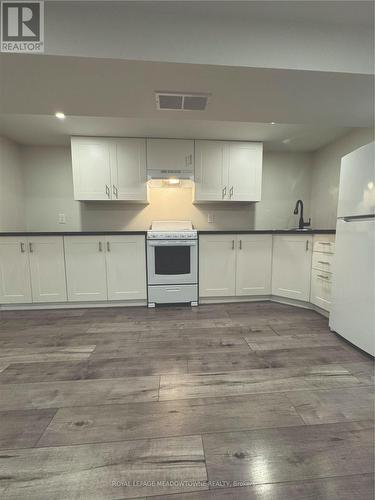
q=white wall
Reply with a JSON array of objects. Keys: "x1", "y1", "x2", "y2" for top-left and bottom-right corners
[
  {"x1": 0, "y1": 137, "x2": 25, "y2": 231},
  {"x1": 20, "y1": 146, "x2": 312, "y2": 231},
  {"x1": 21, "y1": 146, "x2": 81, "y2": 232},
  {"x1": 310, "y1": 128, "x2": 374, "y2": 228}
]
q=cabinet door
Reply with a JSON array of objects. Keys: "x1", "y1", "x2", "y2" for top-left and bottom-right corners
[
  {"x1": 0, "y1": 238, "x2": 32, "y2": 304},
  {"x1": 236, "y1": 235, "x2": 272, "y2": 296},
  {"x1": 105, "y1": 236, "x2": 146, "y2": 301},
  {"x1": 228, "y1": 142, "x2": 263, "y2": 201},
  {"x1": 71, "y1": 137, "x2": 113, "y2": 200},
  {"x1": 272, "y1": 235, "x2": 312, "y2": 301},
  {"x1": 199, "y1": 235, "x2": 236, "y2": 297},
  {"x1": 64, "y1": 237, "x2": 107, "y2": 302},
  {"x1": 194, "y1": 141, "x2": 228, "y2": 201},
  {"x1": 146, "y1": 139, "x2": 194, "y2": 172},
  {"x1": 112, "y1": 139, "x2": 147, "y2": 201},
  {"x1": 28, "y1": 237, "x2": 67, "y2": 303}
]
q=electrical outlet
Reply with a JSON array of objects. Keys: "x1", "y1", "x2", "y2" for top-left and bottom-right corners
[
  {"x1": 58, "y1": 213, "x2": 66, "y2": 224},
  {"x1": 207, "y1": 213, "x2": 215, "y2": 223}
]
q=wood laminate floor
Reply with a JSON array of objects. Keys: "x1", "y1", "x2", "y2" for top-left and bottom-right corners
[{"x1": 0, "y1": 302, "x2": 373, "y2": 499}]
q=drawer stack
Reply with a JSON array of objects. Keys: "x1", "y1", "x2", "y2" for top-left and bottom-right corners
[{"x1": 310, "y1": 236, "x2": 335, "y2": 311}]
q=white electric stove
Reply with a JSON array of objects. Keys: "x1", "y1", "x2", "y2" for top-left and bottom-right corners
[{"x1": 146, "y1": 221, "x2": 198, "y2": 307}]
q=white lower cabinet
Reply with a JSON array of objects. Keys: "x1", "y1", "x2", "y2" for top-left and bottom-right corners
[
  {"x1": 64, "y1": 235, "x2": 147, "y2": 302},
  {"x1": 0, "y1": 236, "x2": 67, "y2": 304},
  {"x1": 310, "y1": 269, "x2": 332, "y2": 311},
  {"x1": 236, "y1": 235, "x2": 272, "y2": 296},
  {"x1": 310, "y1": 234, "x2": 335, "y2": 311},
  {"x1": 199, "y1": 235, "x2": 236, "y2": 297},
  {"x1": 0, "y1": 238, "x2": 32, "y2": 304},
  {"x1": 105, "y1": 236, "x2": 146, "y2": 301},
  {"x1": 64, "y1": 237, "x2": 108, "y2": 302},
  {"x1": 199, "y1": 234, "x2": 272, "y2": 298},
  {"x1": 271, "y1": 235, "x2": 312, "y2": 301},
  {"x1": 28, "y1": 237, "x2": 67, "y2": 303}
]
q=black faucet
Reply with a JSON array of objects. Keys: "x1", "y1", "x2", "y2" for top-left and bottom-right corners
[{"x1": 293, "y1": 200, "x2": 311, "y2": 229}]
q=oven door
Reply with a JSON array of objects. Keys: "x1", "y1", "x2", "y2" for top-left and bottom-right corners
[{"x1": 147, "y1": 239, "x2": 198, "y2": 285}]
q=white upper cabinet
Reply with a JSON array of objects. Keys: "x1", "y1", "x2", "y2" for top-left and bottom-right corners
[
  {"x1": 228, "y1": 142, "x2": 262, "y2": 201},
  {"x1": 71, "y1": 137, "x2": 148, "y2": 202},
  {"x1": 236, "y1": 235, "x2": 272, "y2": 296},
  {"x1": 28, "y1": 237, "x2": 67, "y2": 303},
  {"x1": 0, "y1": 238, "x2": 32, "y2": 304},
  {"x1": 194, "y1": 140, "x2": 262, "y2": 202},
  {"x1": 272, "y1": 235, "x2": 312, "y2": 302},
  {"x1": 112, "y1": 139, "x2": 147, "y2": 201},
  {"x1": 105, "y1": 235, "x2": 146, "y2": 301},
  {"x1": 194, "y1": 141, "x2": 228, "y2": 201},
  {"x1": 199, "y1": 235, "x2": 237, "y2": 297},
  {"x1": 146, "y1": 139, "x2": 194, "y2": 178},
  {"x1": 71, "y1": 137, "x2": 113, "y2": 201}
]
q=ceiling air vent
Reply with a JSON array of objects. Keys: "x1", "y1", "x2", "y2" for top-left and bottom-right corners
[{"x1": 155, "y1": 91, "x2": 210, "y2": 111}]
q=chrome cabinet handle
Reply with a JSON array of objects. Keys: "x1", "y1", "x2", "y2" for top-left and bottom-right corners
[
  {"x1": 106, "y1": 241, "x2": 110, "y2": 252},
  {"x1": 222, "y1": 186, "x2": 227, "y2": 199},
  {"x1": 239, "y1": 239, "x2": 242, "y2": 250},
  {"x1": 189, "y1": 153, "x2": 193, "y2": 165},
  {"x1": 105, "y1": 185, "x2": 110, "y2": 198},
  {"x1": 232, "y1": 239, "x2": 235, "y2": 250},
  {"x1": 229, "y1": 186, "x2": 234, "y2": 198},
  {"x1": 306, "y1": 240, "x2": 309, "y2": 251},
  {"x1": 186, "y1": 154, "x2": 193, "y2": 166},
  {"x1": 29, "y1": 242, "x2": 33, "y2": 253},
  {"x1": 319, "y1": 242, "x2": 331, "y2": 245},
  {"x1": 20, "y1": 242, "x2": 25, "y2": 253},
  {"x1": 99, "y1": 241, "x2": 103, "y2": 252},
  {"x1": 113, "y1": 185, "x2": 118, "y2": 199},
  {"x1": 317, "y1": 274, "x2": 329, "y2": 280},
  {"x1": 318, "y1": 260, "x2": 330, "y2": 265}
]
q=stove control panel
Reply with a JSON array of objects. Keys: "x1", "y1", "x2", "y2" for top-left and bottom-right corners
[{"x1": 147, "y1": 231, "x2": 198, "y2": 240}]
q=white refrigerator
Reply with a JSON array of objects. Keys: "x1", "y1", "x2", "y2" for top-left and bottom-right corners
[{"x1": 329, "y1": 142, "x2": 375, "y2": 355}]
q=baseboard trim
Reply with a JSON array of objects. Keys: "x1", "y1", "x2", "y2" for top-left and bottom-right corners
[
  {"x1": 0, "y1": 296, "x2": 330, "y2": 318},
  {"x1": 199, "y1": 296, "x2": 272, "y2": 304},
  {"x1": 0, "y1": 300, "x2": 147, "y2": 311},
  {"x1": 200, "y1": 295, "x2": 330, "y2": 318}
]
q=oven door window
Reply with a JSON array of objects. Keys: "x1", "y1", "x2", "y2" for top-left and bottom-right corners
[{"x1": 154, "y1": 246, "x2": 191, "y2": 275}]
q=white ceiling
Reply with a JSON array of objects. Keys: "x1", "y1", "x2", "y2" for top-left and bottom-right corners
[
  {"x1": 44, "y1": 0, "x2": 374, "y2": 28},
  {"x1": 43, "y1": 1, "x2": 374, "y2": 74},
  {"x1": 0, "y1": 113, "x2": 352, "y2": 152},
  {"x1": 1, "y1": 55, "x2": 372, "y2": 126},
  {"x1": 0, "y1": 2, "x2": 373, "y2": 151}
]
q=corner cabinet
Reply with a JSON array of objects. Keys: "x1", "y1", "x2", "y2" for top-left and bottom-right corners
[
  {"x1": 71, "y1": 137, "x2": 147, "y2": 202},
  {"x1": 271, "y1": 235, "x2": 312, "y2": 302},
  {"x1": 194, "y1": 141, "x2": 262, "y2": 202}
]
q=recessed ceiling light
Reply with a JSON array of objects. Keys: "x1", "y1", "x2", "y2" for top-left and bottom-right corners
[
  {"x1": 270, "y1": 122, "x2": 276, "y2": 125},
  {"x1": 55, "y1": 112, "x2": 65, "y2": 120}
]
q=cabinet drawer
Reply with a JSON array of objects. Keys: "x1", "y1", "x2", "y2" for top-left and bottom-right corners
[
  {"x1": 310, "y1": 269, "x2": 332, "y2": 311},
  {"x1": 313, "y1": 240, "x2": 335, "y2": 254},
  {"x1": 312, "y1": 252, "x2": 334, "y2": 273},
  {"x1": 148, "y1": 285, "x2": 198, "y2": 304}
]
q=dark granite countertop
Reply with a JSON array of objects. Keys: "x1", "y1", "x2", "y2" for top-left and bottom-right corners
[
  {"x1": 198, "y1": 229, "x2": 336, "y2": 234},
  {"x1": 0, "y1": 231, "x2": 147, "y2": 236},
  {"x1": 0, "y1": 229, "x2": 335, "y2": 236}
]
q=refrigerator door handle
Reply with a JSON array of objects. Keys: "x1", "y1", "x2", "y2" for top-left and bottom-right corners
[{"x1": 342, "y1": 214, "x2": 375, "y2": 222}]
